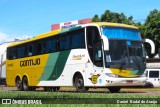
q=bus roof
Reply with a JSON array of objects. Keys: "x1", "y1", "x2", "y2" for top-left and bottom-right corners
[
  {"x1": 91, "y1": 22, "x2": 138, "y2": 29},
  {"x1": 8, "y1": 22, "x2": 139, "y2": 47}
]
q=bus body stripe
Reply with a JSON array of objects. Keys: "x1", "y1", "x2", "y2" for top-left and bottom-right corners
[
  {"x1": 40, "y1": 50, "x2": 71, "y2": 81},
  {"x1": 39, "y1": 52, "x2": 59, "y2": 80}
]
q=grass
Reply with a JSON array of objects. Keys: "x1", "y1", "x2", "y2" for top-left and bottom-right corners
[{"x1": 0, "y1": 87, "x2": 160, "y2": 107}]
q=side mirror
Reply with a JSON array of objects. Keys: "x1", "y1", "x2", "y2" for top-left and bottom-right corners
[
  {"x1": 143, "y1": 38, "x2": 155, "y2": 54},
  {"x1": 101, "y1": 35, "x2": 109, "y2": 51}
]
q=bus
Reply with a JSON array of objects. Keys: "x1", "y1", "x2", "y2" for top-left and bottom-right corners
[
  {"x1": 145, "y1": 59, "x2": 160, "y2": 87},
  {"x1": 6, "y1": 22, "x2": 155, "y2": 92}
]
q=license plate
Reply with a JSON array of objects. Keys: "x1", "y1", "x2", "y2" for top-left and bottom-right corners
[{"x1": 126, "y1": 80, "x2": 133, "y2": 84}]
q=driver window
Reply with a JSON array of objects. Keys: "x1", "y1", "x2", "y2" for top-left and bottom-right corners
[
  {"x1": 94, "y1": 41, "x2": 103, "y2": 67},
  {"x1": 86, "y1": 26, "x2": 101, "y2": 64}
]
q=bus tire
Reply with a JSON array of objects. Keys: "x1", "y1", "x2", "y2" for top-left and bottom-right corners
[
  {"x1": 74, "y1": 75, "x2": 86, "y2": 92},
  {"x1": 108, "y1": 87, "x2": 121, "y2": 93},
  {"x1": 22, "y1": 76, "x2": 29, "y2": 91},
  {"x1": 15, "y1": 77, "x2": 23, "y2": 91},
  {"x1": 29, "y1": 87, "x2": 36, "y2": 91},
  {"x1": 49, "y1": 87, "x2": 60, "y2": 92}
]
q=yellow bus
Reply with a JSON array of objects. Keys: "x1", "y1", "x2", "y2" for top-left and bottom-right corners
[{"x1": 6, "y1": 22, "x2": 155, "y2": 92}]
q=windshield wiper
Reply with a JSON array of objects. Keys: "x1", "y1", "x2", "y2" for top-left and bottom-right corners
[{"x1": 131, "y1": 48, "x2": 141, "y2": 70}]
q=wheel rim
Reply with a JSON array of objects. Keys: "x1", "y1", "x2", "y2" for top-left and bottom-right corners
[
  {"x1": 16, "y1": 79, "x2": 21, "y2": 89},
  {"x1": 77, "y1": 79, "x2": 83, "y2": 89},
  {"x1": 23, "y1": 78, "x2": 28, "y2": 90}
]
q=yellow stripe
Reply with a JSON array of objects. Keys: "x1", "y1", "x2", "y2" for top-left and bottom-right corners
[
  {"x1": 71, "y1": 58, "x2": 82, "y2": 60},
  {"x1": 110, "y1": 68, "x2": 138, "y2": 77}
]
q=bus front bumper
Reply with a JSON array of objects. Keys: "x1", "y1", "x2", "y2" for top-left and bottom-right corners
[{"x1": 105, "y1": 77, "x2": 146, "y2": 87}]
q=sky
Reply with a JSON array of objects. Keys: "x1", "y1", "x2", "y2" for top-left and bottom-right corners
[{"x1": 0, "y1": 0, "x2": 160, "y2": 44}]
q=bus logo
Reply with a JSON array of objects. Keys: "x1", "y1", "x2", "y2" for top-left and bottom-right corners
[
  {"x1": 20, "y1": 58, "x2": 40, "y2": 67},
  {"x1": 89, "y1": 74, "x2": 100, "y2": 84}
]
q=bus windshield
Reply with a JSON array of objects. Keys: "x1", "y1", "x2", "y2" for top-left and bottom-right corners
[{"x1": 102, "y1": 27, "x2": 146, "y2": 70}]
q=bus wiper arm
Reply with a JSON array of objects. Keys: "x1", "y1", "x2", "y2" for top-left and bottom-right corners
[{"x1": 132, "y1": 51, "x2": 141, "y2": 70}]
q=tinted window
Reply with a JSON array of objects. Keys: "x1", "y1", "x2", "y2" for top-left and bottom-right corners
[
  {"x1": 41, "y1": 41, "x2": 46, "y2": 54},
  {"x1": 94, "y1": 41, "x2": 103, "y2": 67},
  {"x1": 13, "y1": 47, "x2": 17, "y2": 59},
  {"x1": 30, "y1": 44, "x2": 35, "y2": 56},
  {"x1": 18, "y1": 46, "x2": 24, "y2": 58},
  {"x1": 71, "y1": 29, "x2": 85, "y2": 49},
  {"x1": 149, "y1": 71, "x2": 159, "y2": 78},
  {"x1": 7, "y1": 28, "x2": 85, "y2": 60},
  {"x1": 24, "y1": 45, "x2": 28, "y2": 57},
  {"x1": 86, "y1": 26, "x2": 101, "y2": 65},
  {"x1": 36, "y1": 42, "x2": 42, "y2": 55},
  {"x1": 46, "y1": 38, "x2": 54, "y2": 53},
  {"x1": 60, "y1": 33, "x2": 70, "y2": 50},
  {"x1": 7, "y1": 48, "x2": 12, "y2": 60}
]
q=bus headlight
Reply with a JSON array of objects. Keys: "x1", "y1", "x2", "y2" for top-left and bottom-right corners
[{"x1": 106, "y1": 73, "x2": 118, "y2": 77}]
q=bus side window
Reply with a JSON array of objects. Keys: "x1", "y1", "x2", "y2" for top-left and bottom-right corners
[
  {"x1": 46, "y1": 39, "x2": 52, "y2": 53},
  {"x1": 149, "y1": 71, "x2": 159, "y2": 78},
  {"x1": 18, "y1": 46, "x2": 24, "y2": 58},
  {"x1": 42, "y1": 41, "x2": 46, "y2": 54},
  {"x1": 24, "y1": 45, "x2": 28, "y2": 57},
  {"x1": 7, "y1": 48, "x2": 12, "y2": 60},
  {"x1": 56, "y1": 36, "x2": 60, "y2": 51},
  {"x1": 35, "y1": 42, "x2": 42, "y2": 55},
  {"x1": 46, "y1": 37, "x2": 57, "y2": 53},
  {"x1": 59, "y1": 34, "x2": 66, "y2": 51},
  {"x1": 71, "y1": 28, "x2": 85, "y2": 49},
  {"x1": 28, "y1": 45, "x2": 33, "y2": 56},
  {"x1": 13, "y1": 47, "x2": 17, "y2": 59},
  {"x1": 65, "y1": 33, "x2": 70, "y2": 50},
  {"x1": 60, "y1": 33, "x2": 71, "y2": 50}
]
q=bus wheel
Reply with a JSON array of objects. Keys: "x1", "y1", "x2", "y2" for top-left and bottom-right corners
[
  {"x1": 108, "y1": 87, "x2": 121, "y2": 93},
  {"x1": 50, "y1": 87, "x2": 60, "y2": 92},
  {"x1": 44, "y1": 87, "x2": 49, "y2": 91},
  {"x1": 29, "y1": 87, "x2": 36, "y2": 91},
  {"x1": 22, "y1": 77, "x2": 29, "y2": 91},
  {"x1": 75, "y1": 75, "x2": 86, "y2": 92},
  {"x1": 15, "y1": 77, "x2": 23, "y2": 91}
]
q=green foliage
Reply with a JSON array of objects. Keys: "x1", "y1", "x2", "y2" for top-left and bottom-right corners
[
  {"x1": 142, "y1": 9, "x2": 160, "y2": 57},
  {"x1": 92, "y1": 14, "x2": 100, "y2": 22},
  {"x1": 92, "y1": 10, "x2": 134, "y2": 25},
  {"x1": 92, "y1": 9, "x2": 160, "y2": 58}
]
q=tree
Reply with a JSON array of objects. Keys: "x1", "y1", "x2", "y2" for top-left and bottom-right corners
[
  {"x1": 92, "y1": 10, "x2": 134, "y2": 25},
  {"x1": 143, "y1": 9, "x2": 160, "y2": 57},
  {"x1": 92, "y1": 14, "x2": 100, "y2": 22}
]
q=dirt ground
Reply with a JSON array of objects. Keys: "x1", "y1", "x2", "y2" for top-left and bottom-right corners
[{"x1": 0, "y1": 85, "x2": 160, "y2": 96}]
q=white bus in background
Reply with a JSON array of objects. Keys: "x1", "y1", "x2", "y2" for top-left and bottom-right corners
[
  {"x1": 145, "y1": 60, "x2": 160, "y2": 87},
  {"x1": 145, "y1": 69, "x2": 160, "y2": 87}
]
